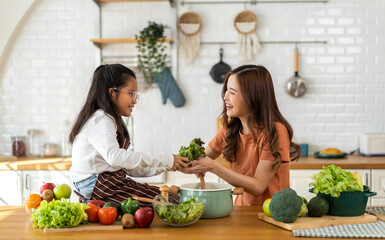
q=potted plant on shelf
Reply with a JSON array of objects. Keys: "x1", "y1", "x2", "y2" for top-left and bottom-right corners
[
  {"x1": 135, "y1": 21, "x2": 185, "y2": 108},
  {"x1": 135, "y1": 21, "x2": 168, "y2": 86}
]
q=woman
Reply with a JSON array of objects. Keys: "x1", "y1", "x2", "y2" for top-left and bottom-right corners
[
  {"x1": 69, "y1": 64, "x2": 188, "y2": 205},
  {"x1": 181, "y1": 65, "x2": 301, "y2": 206}
]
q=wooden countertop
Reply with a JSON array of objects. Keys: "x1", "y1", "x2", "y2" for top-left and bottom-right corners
[
  {"x1": 0, "y1": 206, "x2": 369, "y2": 240},
  {"x1": 0, "y1": 155, "x2": 71, "y2": 171},
  {"x1": 0, "y1": 154, "x2": 384, "y2": 171},
  {"x1": 290, "y1": 155, "x2": 385, "y2": 169}
]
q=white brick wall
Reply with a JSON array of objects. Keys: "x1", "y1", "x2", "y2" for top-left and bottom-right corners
[{"x1": 0, "y1": 0, "x2": 384, "y2": 157}]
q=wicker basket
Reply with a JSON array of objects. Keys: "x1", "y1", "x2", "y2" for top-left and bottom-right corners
[
  {"x1": 234, "y1": 10, "x2": 257, "y2": 34},
  {"x1": 178, "y1": 11, "x2": 202, "y2": 36}
]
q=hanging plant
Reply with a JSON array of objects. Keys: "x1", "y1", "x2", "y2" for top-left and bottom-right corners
[{"x1": 135, "y1": 21, "x2": 169, "y2": 84}]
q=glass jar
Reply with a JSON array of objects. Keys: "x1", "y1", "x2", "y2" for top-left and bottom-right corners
[
  {"x1": 43, "y1": 143, "x2": 57, "y2": 157},
  {"x1": 27, "y1": 129, "x2": 41, "y2": 156},
  {"x1": 11, "y1": 136, "x2": 27, "y2": 157}
]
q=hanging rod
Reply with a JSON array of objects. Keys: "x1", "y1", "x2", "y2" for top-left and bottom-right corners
[
  {"x1": 201, "y1": 40, "x2": 327, "y2": 45},
  {"x1": 181, "y1": 0, "x2": 327, "y2": 5}
]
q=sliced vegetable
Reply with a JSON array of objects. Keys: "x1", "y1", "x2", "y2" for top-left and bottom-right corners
[{"x1": 30, "y1": 199, "x2": 89, "y2": 228}]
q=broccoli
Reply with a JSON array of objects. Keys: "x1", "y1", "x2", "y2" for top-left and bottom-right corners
[{"x1": 269, "y1": 188, "x2": 303, "y2": 223}]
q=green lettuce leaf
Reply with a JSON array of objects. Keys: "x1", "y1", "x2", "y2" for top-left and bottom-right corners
[
  {"x1": 31, "y1": 198, "x2": 89, "y2": 228},
  {"x1": 309, "y1": 165, "x2": 363, "y2": 198}
]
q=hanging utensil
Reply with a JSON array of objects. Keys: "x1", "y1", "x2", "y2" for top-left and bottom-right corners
[
  {"x1": 286, "y1": 46, "x2": 307, "y2": 98},
  {"x1": 210, "y1": 48, "x2": 231, "y2": 83}
]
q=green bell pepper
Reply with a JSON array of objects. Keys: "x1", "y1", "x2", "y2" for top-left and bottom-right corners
[{"x1": 120, "y1": 197, "x2": 140, "y2": 215}]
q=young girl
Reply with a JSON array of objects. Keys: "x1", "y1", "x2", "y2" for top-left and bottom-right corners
[
  {"x1": 69, "y1": 64, "x2": 188, "y2": 206},
  {"x1": 181, "y1": 65, "x2": 301, "y2": 206}
]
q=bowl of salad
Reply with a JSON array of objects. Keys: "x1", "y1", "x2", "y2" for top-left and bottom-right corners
[{"x1": 152, "y1": 196, "x2": 205, "y2": 227}]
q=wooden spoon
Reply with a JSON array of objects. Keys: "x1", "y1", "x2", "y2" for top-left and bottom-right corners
[
  {"x1": 132, "y1": 196, "x2": 172, "y2": 205},
  {"x1": 199, "y1": 173, "x2": 205, "y2": 189}
]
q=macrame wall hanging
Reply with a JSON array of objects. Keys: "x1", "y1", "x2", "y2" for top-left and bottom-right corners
[
  {"x1": 234, "y1": 10, "x2": 261, "y2": 61},
  {"x1": 178, "y1": 11, "x2": 202, "y2": 64}
]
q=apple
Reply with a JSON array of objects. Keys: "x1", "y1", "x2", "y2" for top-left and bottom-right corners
[
  {"x1": 53, "y1": 183, "x2": 72, "y2": 199},
  {"x1": 41, "y1": 189, "x2": 54, "y2": 201},
  {"x1": 87, "y1": 200, "x2": 104, "y2": 208},
  {"x1": 40, "y1": 182, "x2": 56, "y2": 195},
  {"x1": 263, "y1": 198, "x2": 272, "y2": 217},
  {"x1": 134, "y1": 207, "x2": 154, "y2": 228}
]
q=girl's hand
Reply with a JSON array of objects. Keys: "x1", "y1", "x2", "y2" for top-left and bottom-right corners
[
  {"x1": 180, "y1": 156, "x2": 215, "y2": 174},
  {"x1": 169, "y1": 155, "x2": 189, "y2": 171}
]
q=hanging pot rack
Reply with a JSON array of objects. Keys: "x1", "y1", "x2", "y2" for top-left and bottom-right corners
[
  {"x1": 181, "y1": 0, "x2": 327, "y2": 5},
  {"x1": 200, "y1": 40, "x2": 327, "y2": 45}
]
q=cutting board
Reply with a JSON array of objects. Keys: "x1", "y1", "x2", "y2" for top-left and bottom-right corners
[
  {"x1": 44, "y1": 222, "x2": 123, "y2": 233},
  {"x1": 258, "y1": 213, "x2": 377, "y2": 231},
  {"x1": 366, "y1": 209, "x2": 385, "y2": 222}
]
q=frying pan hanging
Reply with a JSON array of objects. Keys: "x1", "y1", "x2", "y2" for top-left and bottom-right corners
[
  {"x1": 286, "y1": 47, "x2": 307, "y2": 97},
  {"x1": 210, "y1": 48, "x2": 231, "y2": 83}
]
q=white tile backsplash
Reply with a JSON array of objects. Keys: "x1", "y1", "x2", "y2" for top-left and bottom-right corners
[{"x1": 0, "y1": 0, "x2": 384, "y2": 157}]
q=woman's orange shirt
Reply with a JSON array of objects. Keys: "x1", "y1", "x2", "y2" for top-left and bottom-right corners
[{"x1": 208, "y1": 122, "x2": 290, "y2": 206}]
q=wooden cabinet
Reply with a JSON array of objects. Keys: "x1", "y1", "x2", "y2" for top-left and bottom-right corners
[
  {"x1": 21, "y1": 170, "x2": 78, "y2": 203},
  {"x1": 0, "y1": 171, "x2": 22, "y2": 206},
  {"x1": 371, "y1": 169, "x2": 385, "y2": 205},
  {"x1": 0, "y1": 170, "x2": 79, "y2": 206}
]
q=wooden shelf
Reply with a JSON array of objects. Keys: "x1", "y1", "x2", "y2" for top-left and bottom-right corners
[
  {"x1": 90, "y1": 38, "x2": 173, "y2": 48},
  {"x1": 91, "y1": 38, "x2": 172, "y2": 44}
]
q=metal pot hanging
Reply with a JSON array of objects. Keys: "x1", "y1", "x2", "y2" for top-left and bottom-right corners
[
  {"x1": 286, "y1": 46, "x2": 307, "y2": 98},
  {"x1": 210, "y1": 48, "x2": 231, "y2": 84}
]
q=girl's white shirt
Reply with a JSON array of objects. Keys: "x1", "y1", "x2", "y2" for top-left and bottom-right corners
[{"x1": 69, "y1": 110, "x2": 173, "y2": 182}]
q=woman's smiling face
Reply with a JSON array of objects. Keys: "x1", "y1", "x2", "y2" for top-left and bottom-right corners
[
  {"x1": 110, "y1": 77, "x2": 138, "y2": 117},
  {"x1": 224, "y1": 74, "x2": 250, "y2": 119}
]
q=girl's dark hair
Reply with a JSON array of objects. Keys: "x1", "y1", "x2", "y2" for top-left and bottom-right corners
[
  {"x1": 69, "y1": 64, "x2": 136, "y2": 147},
  {"x1": 221, "y1": 65, "x2": 301, "y2": 170}
]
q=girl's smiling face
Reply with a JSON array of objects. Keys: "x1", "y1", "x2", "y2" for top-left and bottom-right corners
[
  {"x1": 224, "y1": 74, "x2": 250, "y2": 120},
  {"x1": 110, "y1": 77, "x2": 138, "y2": 117}
]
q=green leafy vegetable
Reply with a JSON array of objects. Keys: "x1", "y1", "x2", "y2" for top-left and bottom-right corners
[
  {"x1": 178, "y1": 138, "x2": 206, "y2": 162},
  {"x1": 31, "y1": 199, "x2": 89, "y2": 228},
  {"x1": 154, "y1": 196, "x2": 204, "y2": 225},
  {"x1": 309, "y1": 165, "x2": 363, "y2": 198}
]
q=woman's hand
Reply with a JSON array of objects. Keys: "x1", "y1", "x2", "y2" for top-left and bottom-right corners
[
  {"x1": 179, "y1": 156, "x2": 216, "y2": 174},
  {"x1": 168, "y1": 155, "x2": 189, "y2": 171}
]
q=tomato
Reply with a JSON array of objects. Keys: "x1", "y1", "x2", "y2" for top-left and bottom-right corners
[
  {"x1": 85, "y1": 203, "x2": 101, "y2": 223},
  {"x1": 98, "y1": 206, "x2": 118, "y2": 225}
]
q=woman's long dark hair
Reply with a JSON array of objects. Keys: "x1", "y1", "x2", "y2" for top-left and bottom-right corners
[
  {"x1": 221, "y1": 65, "x2": 301, "y2": 170},
  {"x1": 69, "y1": 64, "x2": 136, "y2": 147}
]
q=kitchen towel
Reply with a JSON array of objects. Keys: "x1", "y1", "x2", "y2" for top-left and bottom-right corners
[
  {"x1": 293, "y1": 221, "x2": 385, "y2": 238},
  {"x1": 154, "y1": 68, "x2": 185, "y2": 108}
]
